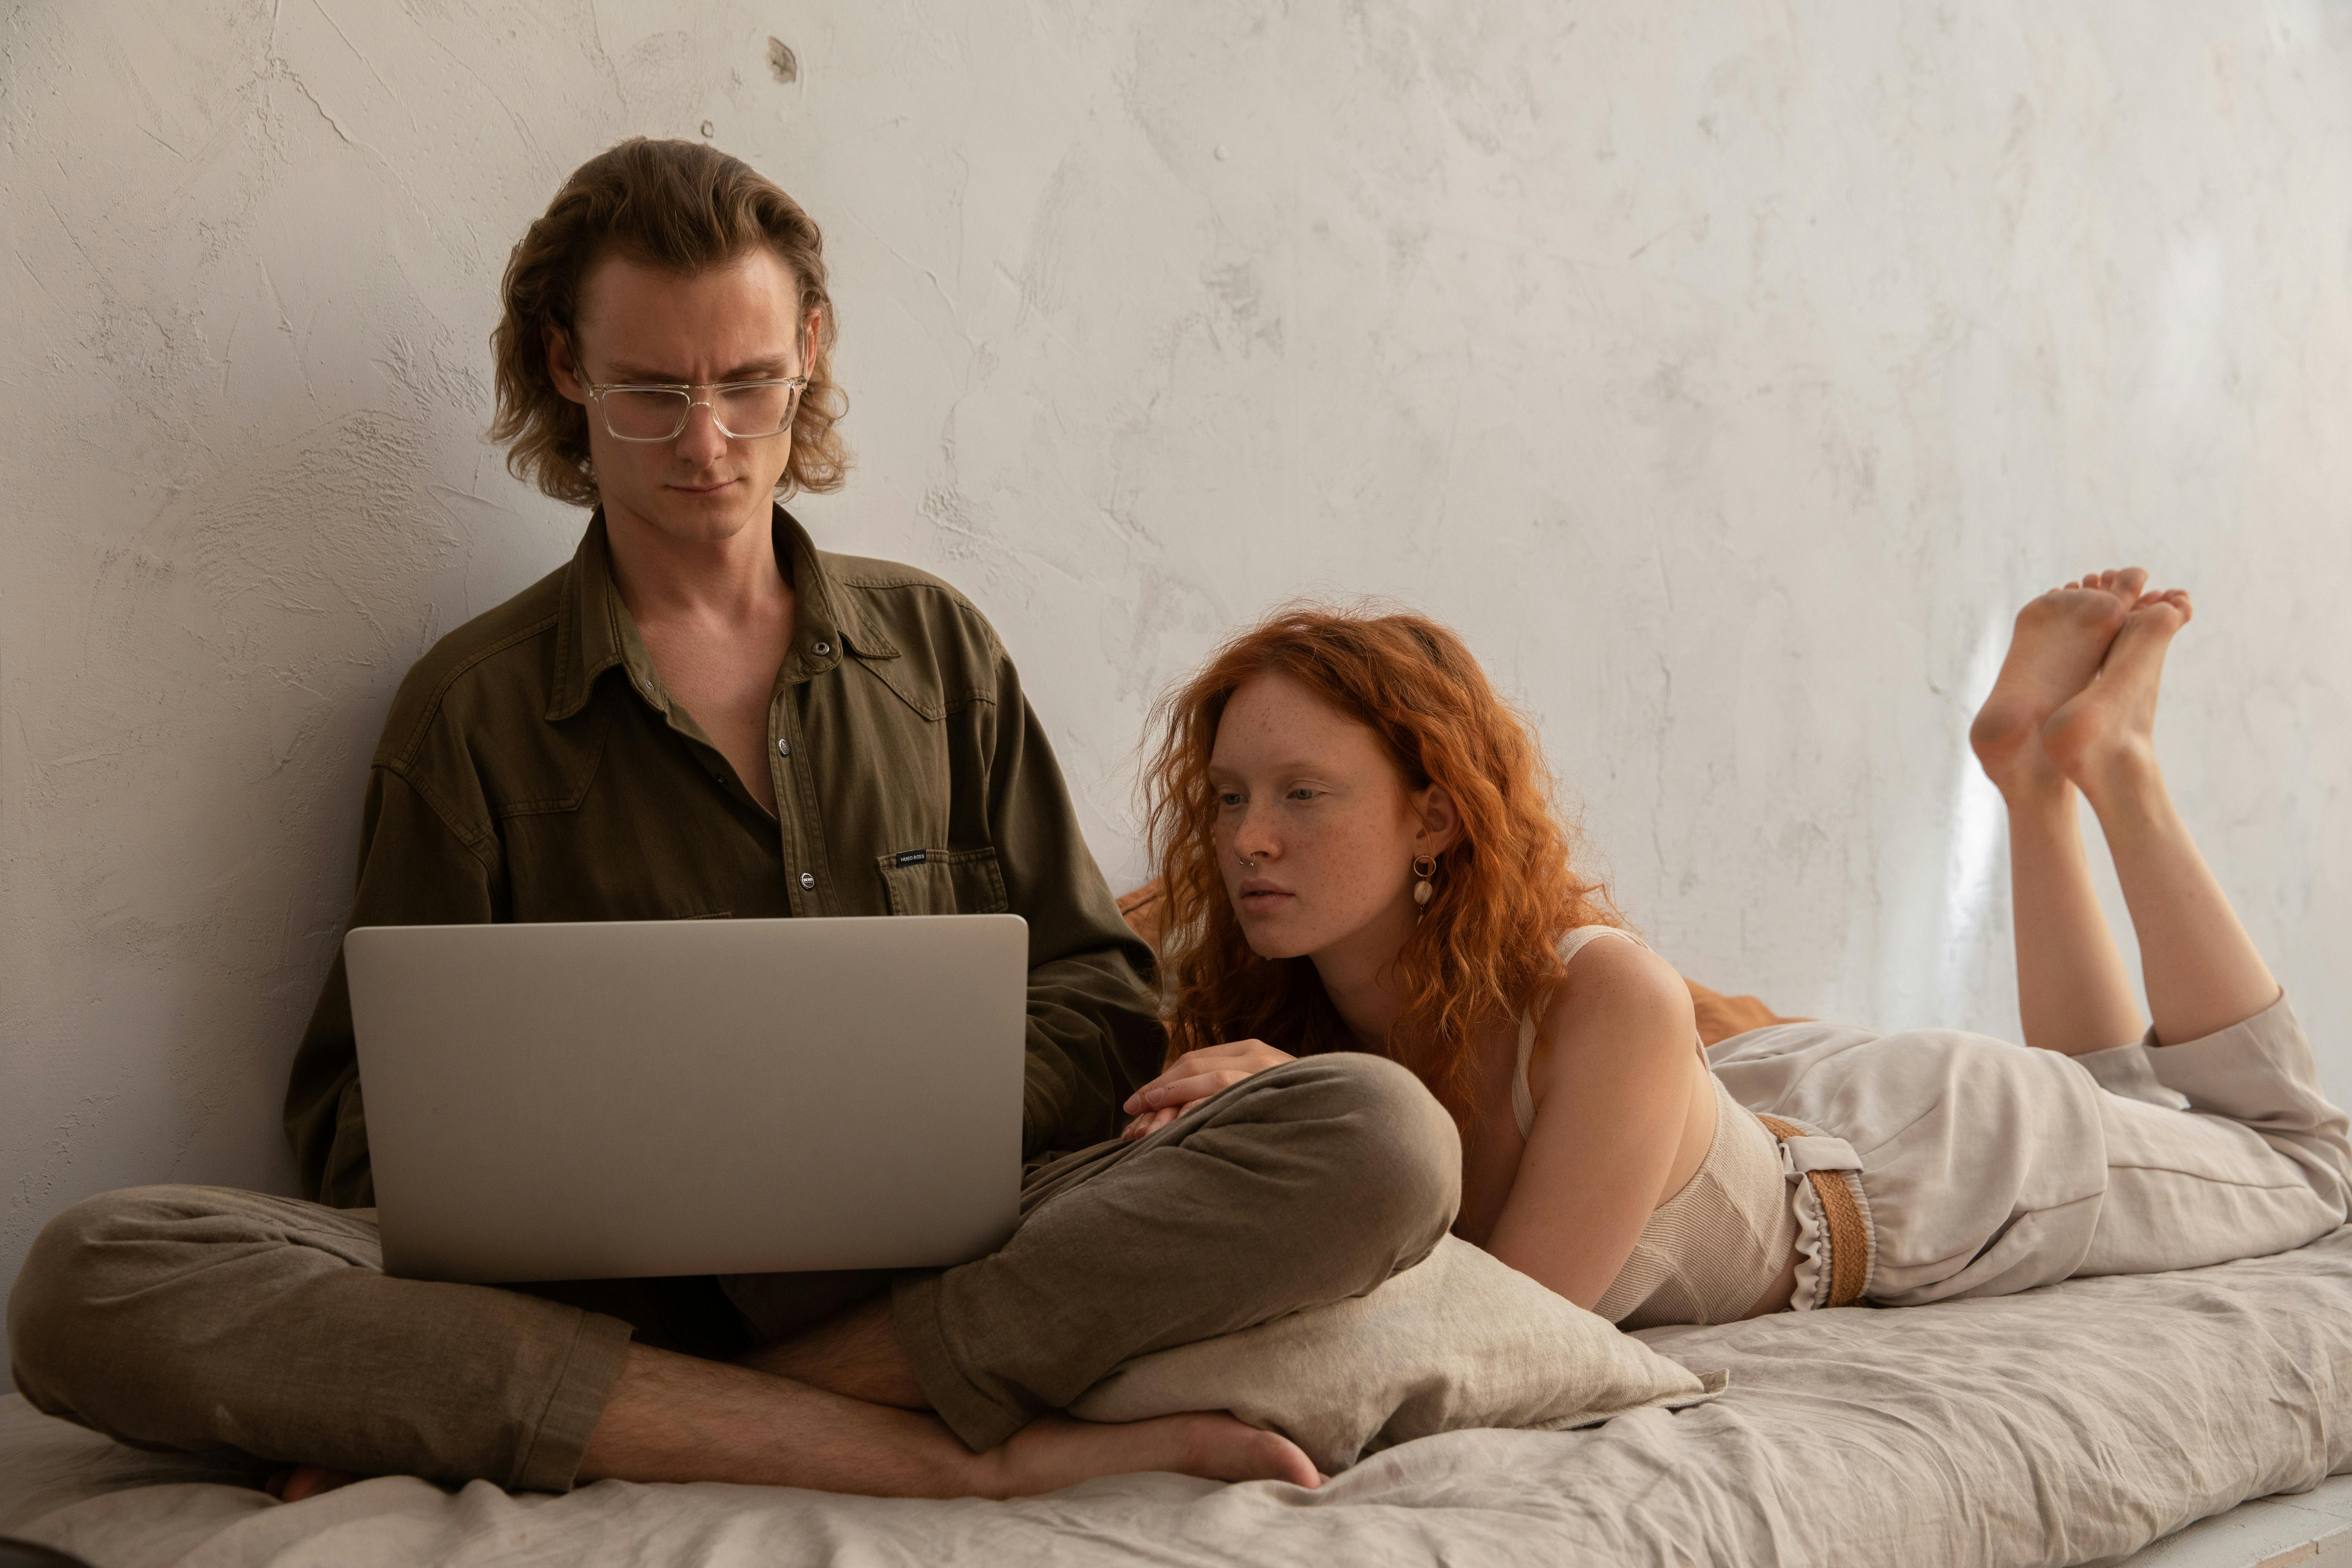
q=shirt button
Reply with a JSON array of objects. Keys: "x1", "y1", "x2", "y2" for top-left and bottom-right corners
[
  {"x1": 776, "y1": 739, "x2": 790, "y2": 756},
  {"x1": 798, "y1": 872, "x2": 816, "y2": 890},
  {"x1": 813, "y1": 641, "x2": 831, "y2": 656}
]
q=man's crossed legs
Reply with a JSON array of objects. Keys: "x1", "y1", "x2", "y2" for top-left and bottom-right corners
[{"x1": 8, "y1": 1055, "x2": 1456, "y2": 1496}]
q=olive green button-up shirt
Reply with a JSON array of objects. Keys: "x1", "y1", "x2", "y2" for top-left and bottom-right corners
[{"x1": 284, "y1": 508, "x2": 1164, "y2": 1208}]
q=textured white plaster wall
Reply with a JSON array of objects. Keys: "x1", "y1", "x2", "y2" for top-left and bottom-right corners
[{"x1": 5, "y1": 2, "x2": 2350, "y2": 1322}]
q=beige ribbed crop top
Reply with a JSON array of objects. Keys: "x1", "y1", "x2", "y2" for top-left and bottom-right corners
[{"x1": 1514, "y1": 926, "x2": 1800, "y2": 1329}]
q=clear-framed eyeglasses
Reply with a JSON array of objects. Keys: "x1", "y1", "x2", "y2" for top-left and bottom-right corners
[{"x1": 581, "y1": 375, "x2": 808, "y2": 442}]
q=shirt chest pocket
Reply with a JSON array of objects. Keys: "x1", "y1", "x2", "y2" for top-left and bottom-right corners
[{"x1": 876, "y1": 846, "x2": 1009, "y2": 916}]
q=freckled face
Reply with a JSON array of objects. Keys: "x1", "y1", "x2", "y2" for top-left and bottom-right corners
[{"x1": 1210, "y1": 673, "x2": 1428, "y2": 961}]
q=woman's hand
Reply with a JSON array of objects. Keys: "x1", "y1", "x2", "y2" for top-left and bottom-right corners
[{"x1": 1120, "y1": 1039, "x2": 1295, "y2": 1140}]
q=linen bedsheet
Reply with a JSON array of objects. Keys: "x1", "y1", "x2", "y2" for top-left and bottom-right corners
[{"x1": 9, "y1": 1226, "x2": 2352, "y2": 1568}]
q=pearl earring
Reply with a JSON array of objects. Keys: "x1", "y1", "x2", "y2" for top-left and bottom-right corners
[{"x1": 1412, "y1": 854, "x2": 1436, "y2": 909}]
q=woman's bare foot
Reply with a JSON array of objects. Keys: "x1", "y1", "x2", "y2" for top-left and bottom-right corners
[
  {"x1": 1968, "y1": 569, "x2": 2146, "y2": 798},
  {"x1": 980, "y1": 1410, "x2": 1321, "y2": 1497},
  {"x1": 2041, "y1": 590, "x2": 2192, "y2": 799},
  {"x1": 265, "y1": 1463, "x2": 360, "y2": 1502}
]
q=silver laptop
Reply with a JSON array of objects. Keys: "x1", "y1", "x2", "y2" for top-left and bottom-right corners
[{"x1": 344, "y1": 914, "x2": 1027, "y2": 1284}]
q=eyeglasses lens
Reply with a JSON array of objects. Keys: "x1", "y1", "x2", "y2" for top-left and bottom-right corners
[
  {"x1": 724, "y1": 383, "x2": 798, "y2": 437},
  {"x1": 600, "y1": 384, "x2": 802, "y2": 441},
  {"x1": 603, "y1": 389, "x2": 691, "y2": 440}
]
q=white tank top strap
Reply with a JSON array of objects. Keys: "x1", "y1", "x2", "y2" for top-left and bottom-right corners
[{"x1": 1512, "y1": 925, "x2": 1647, "y2": 1139}]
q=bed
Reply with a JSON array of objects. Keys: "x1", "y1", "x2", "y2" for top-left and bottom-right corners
[{"x1": 9, "y1": 1222, "x2": 2352, "y2": 1567}]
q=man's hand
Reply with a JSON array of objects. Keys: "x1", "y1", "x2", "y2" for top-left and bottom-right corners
[{"x1": 1119, "y1": 1039, "x2": 1296, "y2": 1140}]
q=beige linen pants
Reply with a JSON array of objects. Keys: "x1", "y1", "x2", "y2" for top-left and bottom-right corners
[
  {"x1": 7, "y1": 1054, "x2": 1457, "y2": 1492},
  {"x1": 1708, "y1": 992, "x2": 2352, "y2": 1307}
]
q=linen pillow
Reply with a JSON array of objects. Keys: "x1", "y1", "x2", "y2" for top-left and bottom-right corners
[{"x1": 1068, "y1": 1234, "x2": 1725, "y2": 1474}]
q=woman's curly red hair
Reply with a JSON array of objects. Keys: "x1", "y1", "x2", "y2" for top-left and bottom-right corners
[{"x1": 1143, "y1": 604, "x2": 1622, "y2": 1125}]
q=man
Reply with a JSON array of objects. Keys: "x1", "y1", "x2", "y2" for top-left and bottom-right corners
[{"x1": 7, "y1": 139, "x2": 1456, "y2": 1497}]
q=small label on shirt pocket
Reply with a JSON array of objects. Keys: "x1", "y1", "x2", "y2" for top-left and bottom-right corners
[{"x1": 876, "y1": 846, "x2": 1008, "y2": 916}]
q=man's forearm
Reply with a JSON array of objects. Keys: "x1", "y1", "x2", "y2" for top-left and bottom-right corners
[{"x1": 1019, "y1": 950, "x2": 1164, "y2": 1158}]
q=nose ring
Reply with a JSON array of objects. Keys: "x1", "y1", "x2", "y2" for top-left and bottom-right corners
[{"x1": 1237, "y1": 852, "x2": 1258, "y2": 870}]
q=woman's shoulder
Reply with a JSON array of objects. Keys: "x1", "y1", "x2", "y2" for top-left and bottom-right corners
[
  {"x1": 1534, "y1": 928, "x2": 1697, "y2": 1052},
  {"x1": 1547, "y1": 926, "x2": 1687, "y2": 1000},
  {"x1": 1517, "y1": 925, "x2": 1705, "y2": 1141}
]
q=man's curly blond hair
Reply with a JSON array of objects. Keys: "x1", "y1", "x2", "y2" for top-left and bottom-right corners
[{"x1": 489, "y1": 138, "x2": 851, "y2": 506}]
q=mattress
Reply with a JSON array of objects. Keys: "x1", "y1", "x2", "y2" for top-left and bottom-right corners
[{"x1": 8, "y1": 1226, "x2": 2352, "y2": 1568}]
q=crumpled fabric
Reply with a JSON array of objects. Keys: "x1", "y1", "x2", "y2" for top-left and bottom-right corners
[{"x1": 10, "y1": 1226, "x2": 2352, "y2": 1568}]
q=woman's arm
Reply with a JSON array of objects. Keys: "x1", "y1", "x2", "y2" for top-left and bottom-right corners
[
  {"x1": 1482, "y1": 937, "x2": 1709, "y2": 1310},
  {"x1": 1118, "y1": 1038, "x2": 1296, "y2": 1139}
]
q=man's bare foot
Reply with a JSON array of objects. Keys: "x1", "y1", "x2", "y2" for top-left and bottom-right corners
[
  {"x1": 581, "y1": 1341, "x2": 1309, "y2": 1498},
  {"x1": 260, "y1": 1410, "x2": 1316, "y2": 1504},
  {"x1": 1968, "y1": 569, "x2": 2146, "y2": 798},
  {"x1": 2041, "y1": 590, "x2": 2192, "y2": 797},
  {"x1": 980, "y1": 1409, "x2": 1321, "y2": 1497},
  {"x1": 265, "y1": 1463, "x2": 360, "y2": 1502}
]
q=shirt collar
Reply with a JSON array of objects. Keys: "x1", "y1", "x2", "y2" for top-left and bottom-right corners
[
  {"x1": 546, "y1": 505, "x2": 898, "y2": 723},
  {"x1": 774, "y1": 505, "x2": 901, "y2": 667}
]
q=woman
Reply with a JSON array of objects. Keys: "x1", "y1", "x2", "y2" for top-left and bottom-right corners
[{"x1": 1122, "y1": 573, "x2": 2351, "y2": 1325}]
